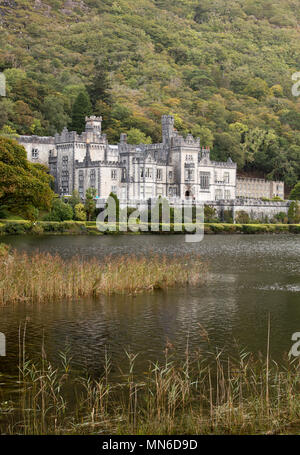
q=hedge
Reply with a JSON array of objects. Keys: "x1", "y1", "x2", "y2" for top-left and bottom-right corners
[{"x1": 0, "y1": 220, "x2": 299, "y2": 235}]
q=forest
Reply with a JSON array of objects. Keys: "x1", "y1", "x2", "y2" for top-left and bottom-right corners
[{"x1": 1, "y1": 0, "x2": 300, "y2": 188}]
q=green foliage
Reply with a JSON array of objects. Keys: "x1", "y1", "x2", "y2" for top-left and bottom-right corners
[
  {"x1": 288, "y1": 200, "x2": 300, "y2": 224},
  {"x1": 0, "y1": 0, "x2": 300, "y2": 185},
  {"x1": 105, "y1": 192, "x2": 120, "y2": 221},
  {"x1": 0, "y1": 137, "x2": 54, "y2": 217},
  {"x1": 204, "y1": 204, "x2": 218, "y2": 223},
  {"x1": 127, "y1": 128, "x2": 152, "y2": 145},
  {"x1": 74, "y1": 203, "x2": 87, "y2": 221},
  {"x1": 223, "y1": 209, "x2": 233, "y2": 223},
  {"x1": 85, "y1": 187, "x2": 97, "y2": 221},
  {"x1": 69, "y1": 92, "x2": 92, "y2": 134},
  {"x1": 235, "y1": 210, "x2": 250, "y2": 224},
  {"x1": 290, "y1": 182, "x2": 300, "y2": 200},
  {"x1": 47, "y1": 198, "x2": 74, "y2": 221}
]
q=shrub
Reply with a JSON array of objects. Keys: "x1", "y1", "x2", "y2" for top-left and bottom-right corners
[
  {"x1": 4, "y1": 221, "x2": 30, "y2": 235},
  {"x1": 235, "y1": 211, "x2": 250, "y2": 224},
  {"x1": 289, "y1": 224, "x2": 300, "y2": 234},
  {"x1": 31, "y1": 223, "x2": 44, "y2": 235},
  {"x1": 242, "y1": 224, "x2": 268, "y2": 234},
  {"x1": 74, "y1": 203, "x2": 87, "y2": 221},
  {"x1": 46, "y1": 198, "x2": 73, "y2": 222},
  {"x1": 223, "y1": 209, "x2": 233, "y2": 223}
]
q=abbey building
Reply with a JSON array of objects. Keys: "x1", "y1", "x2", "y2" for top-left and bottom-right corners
[{"x1": 18, "y1": 115, "x2": 238, "y2": 203}]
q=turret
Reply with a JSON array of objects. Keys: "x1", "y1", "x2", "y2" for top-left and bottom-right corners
[
  {"x1": 161, "y1": 115, "x2": 175, "y2": 145},
  {"x1": 85, "y1": 116, "x2": 102, "y2": 142}
]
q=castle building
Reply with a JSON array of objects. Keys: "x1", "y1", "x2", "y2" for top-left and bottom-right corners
[
  {"x1": 18, "y1": 115, "x2": 237, "y2": 203},
  {"x1": 236, "y1": 177, "x2": 284, "y2": 200}
]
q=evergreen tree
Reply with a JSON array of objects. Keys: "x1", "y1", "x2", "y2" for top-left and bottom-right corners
[
  {"x1": 290, "y1": 182, "x2": 300, "y2": 200},
  {"x1": 85, "y1": 188, "x2": 97, "y2": 221},
  {"x1": 69, "y1": 92, "x2": 92, "y2": 134},
  {"x1": 88, "y1": 61, "x2": 112, "y2": 107}
]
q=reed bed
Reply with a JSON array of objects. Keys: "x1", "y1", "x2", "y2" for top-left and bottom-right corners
[
  {"x1": 0, "y1": 243, "x2": 205, "y2": 304},
  {"x1": 2, "y1": 344, "x2": 300, "y2": 435}
]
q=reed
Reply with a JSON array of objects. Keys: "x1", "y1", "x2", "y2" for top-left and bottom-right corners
[
  {"x1": 0, "y1": 244, "x2": 206, "y2": 304},
  {"x1": 2, "y1": 343, "x2": 300, "y2": 435}
]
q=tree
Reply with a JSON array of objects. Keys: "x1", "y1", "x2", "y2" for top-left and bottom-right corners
[
  {"x1": 0, "y1": 137, "x2": 54, "y2": 216},
  {"x1": 68, "y1": 190, "x2": 81, "y2": 212},
  {"x1": 289, "y1": 182, "x2": 300, "y2": 200},
  {"x1": 288, "y1": 201, "x2": 300, "y2": 224},
  {"x1": 105, "y1": 192, "x2": 120, "y2": 222},
  {"x1": 85, "y1": 188, "x2": 97, "y2": 221},
  {"x1": 204, "y1": 205, "x2": 217, "y2": 223},
  {"x1": 69, "y1": 92, "x2": 92, "y2": 134},
  {"x1": 47, "y1": 198, "x2": 73, "y2": 221},
  {"x1": 74, "y1": 203, "x2": 87, "y2": 221},
  {"x1": 235, "y1": 211, "x2": 250, "y2": 224},
  {"x1": 43, "y1": 95, "x2": 70, "y2": 135},
  {"x1": 127, "y1": 128, "x2": 152, "y2": 145},
  {"x1": 88, "y1": 60, "x2": 112, "y2": 107}
]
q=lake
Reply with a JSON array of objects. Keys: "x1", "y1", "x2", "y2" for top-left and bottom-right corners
[{"x1": 0, "y1": 234, "x2": 299, "y2": 383}]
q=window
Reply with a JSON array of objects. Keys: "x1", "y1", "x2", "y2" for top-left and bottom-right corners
[
  {"x1": 185, "y1": 154, "x2": 193, "y2": 161},
  {"x1": 200, "y1": 172, "x2": 210, "y2": 190},
  {"x1": 168, "y1": 171, "x2": 173, "y2": 180},
  {"x1": 215, "y1": 189, "x2": 223, "y2": 200},
  {"x1": 90, "y1": 169, "x2": 96, "y2": 188},
  {"x1": 140, "y1": 169, "x2": 144, "y2": 178},
  {"x1": 157, "y1": 169, "x2": 162, "y2": 180},
  {"x1": 185, "y1": 169, "x2": 194, "y2": 181},
  {"x1": 111, "y1": 169, "x2": 117, "y2": 180},
  {"x1": 225, "y1": 190, "x2": 231, "y2": 200},
  {"x1": 111, "y1": 186, "x2": 117, "y2": 194},
  {"x1": 224, "y1": 172, "x2": 230, "y2": 184},
  {"x1": 145, "y1": 168, "x2": 153, "y2": 178},
  {"x1": 31, "y1": 148, "x2": 39, "y2": 159},
  {"x1": 79, "y1": 170, "x2": 84, "y2": 195}
]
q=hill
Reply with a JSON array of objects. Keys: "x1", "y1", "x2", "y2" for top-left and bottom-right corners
[{"x1": 0, "y1": 0, "x2": 300, "y2": 187}]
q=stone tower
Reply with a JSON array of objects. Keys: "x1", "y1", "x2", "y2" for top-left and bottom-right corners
[
  {"x1": 85, "y1": 116, "x2": 102, "y2": 142},
  {"x1": 161, "y1": 115, "x2": 175, "y2": 145}
]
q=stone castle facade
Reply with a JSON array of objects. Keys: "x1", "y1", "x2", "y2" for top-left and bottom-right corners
[{"x1": 19, "y1": 115, "x2": 239, "y2": 203}]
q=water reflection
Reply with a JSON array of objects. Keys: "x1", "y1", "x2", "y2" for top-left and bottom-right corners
[{"x1": 0, "y1": 234, "x2": 299, "y2": 382}]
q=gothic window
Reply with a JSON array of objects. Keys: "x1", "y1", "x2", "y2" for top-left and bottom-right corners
[
  {"x1": 185, "y1": 169, "x2": 194, "y2": 181},
  {"x1": 79, "y1": 170, "x2": 84, "y2": 195},
  {"x1": 168, "y1": 171, "x2": 173, "y2": 181},
  {"x1": 111, "y1": 169, "x2": 117, "y2": 180},
  {"x1": 224, "y1": 172, "x2": 230, "y2": 184},
  {"x1": 157, "y1": 169, "x2": 162, "y2": 180},
  {"x1": 140, "y1": 169, "x2": 144, "y2": 178},
  {"x1": 215, "y1": 189, "x2": 223, "y2": 200},
  {"x1": 200, "y1": 172, "x2": 210, "y2": 189},
  {"x1": 90, "y1": 169, "x2": 96, "y2": 188},
  {"x1": 31, "y1": 148, "x2": 39, "y2": 159},
  {"x1": 145, "y1": 168, "x2": 152, "y2": 178}
]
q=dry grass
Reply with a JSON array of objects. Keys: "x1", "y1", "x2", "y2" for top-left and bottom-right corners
[
  {"x1": 0, "y1": 244, "x2": 206, "y2": 304},
  {"x1": 2, "y1": 343, "x2": 300, "y2": 435}
]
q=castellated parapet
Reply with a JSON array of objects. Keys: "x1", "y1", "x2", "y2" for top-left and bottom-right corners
[{"x1": 17, "y1": 114, "x2": 284, "y2": 205}]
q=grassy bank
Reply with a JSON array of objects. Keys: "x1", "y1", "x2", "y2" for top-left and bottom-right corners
[
  {"x1": 0, "y1": 245, "x2": 205, "y2": 304},
  {"x1": 0, "y1": 219, "x2": 300, "y2": 235},
  {"x1": 2, "y1": 346, "x2": 300, "y2": 435}
]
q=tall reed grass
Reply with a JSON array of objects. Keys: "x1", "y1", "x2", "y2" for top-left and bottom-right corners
[
  {"x1": 0, "y1": 244, "x2": 205, "y2": 304},
  {"x1": 1, "y1": 340, "x2": 300, "y2": 435}
]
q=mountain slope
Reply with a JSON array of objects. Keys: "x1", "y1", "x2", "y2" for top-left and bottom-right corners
[{"x1": 0, "y1": 0, "x2": 300, "y2": 186}]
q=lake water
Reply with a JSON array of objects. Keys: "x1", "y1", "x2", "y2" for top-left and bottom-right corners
[{"x1": 0, "y1": 234, "x2": 299, "y2": 382}]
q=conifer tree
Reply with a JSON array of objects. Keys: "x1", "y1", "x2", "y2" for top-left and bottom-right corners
[{"x1": 69, "y1": 92, "x2": 92, "y2": 134}]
